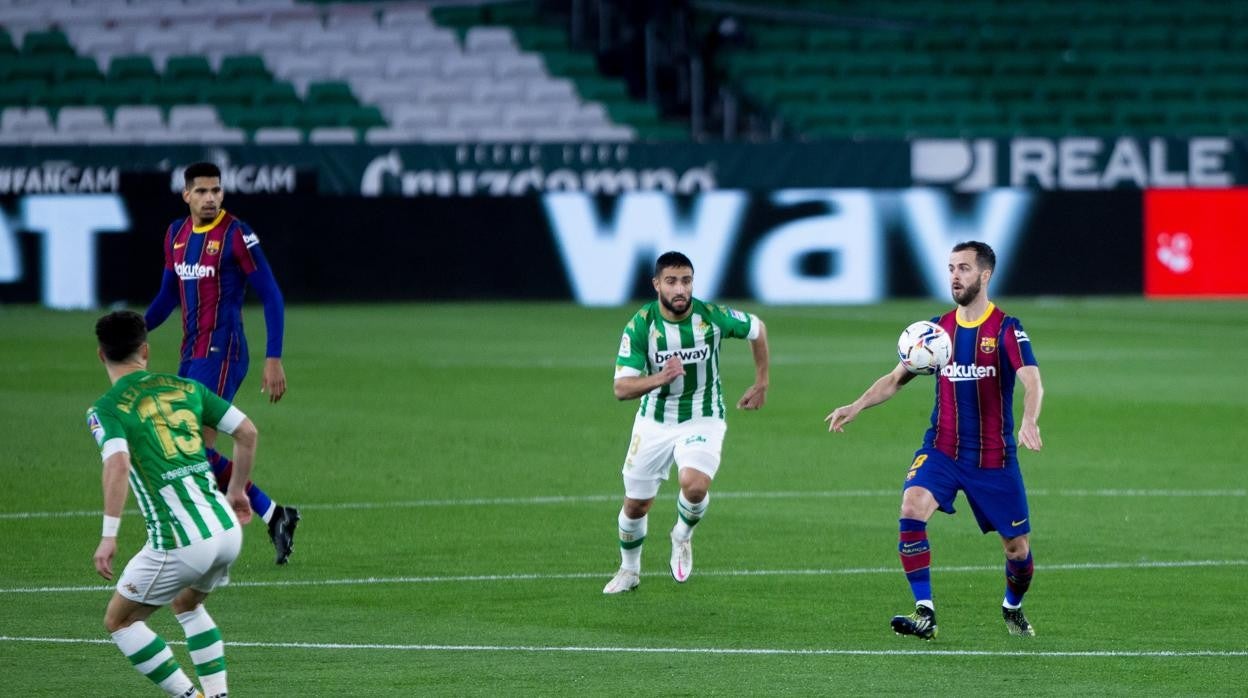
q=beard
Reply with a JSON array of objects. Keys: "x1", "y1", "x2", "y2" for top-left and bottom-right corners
[
  {"x1": 952, "y1": 277, "x2": 982, "y2": 306},
  {"x1": 660, "y1": 292, "x2": 690, "y2": 316}
]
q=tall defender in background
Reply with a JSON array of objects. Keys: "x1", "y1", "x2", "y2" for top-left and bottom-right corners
[
  {"x1": 145, "y1": 161, "x2": 300, "y2": 564},
  {"x1": 604, "y1": 251, "x2": 770, "y2": 593}
]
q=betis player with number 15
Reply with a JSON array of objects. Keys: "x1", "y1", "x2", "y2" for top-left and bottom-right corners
[{"x1": 603, "y1": 251, "x2": 770, "y2": 594}]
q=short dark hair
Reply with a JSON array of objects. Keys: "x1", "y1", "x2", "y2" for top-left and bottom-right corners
[
  {"x1": 184, "y1": 161, "x2": 222, "y2": 188},
  {"x1": 654, "y1": 251, "x2": 694, "y2": 277},
  {"x1": 95, "y1": 310, "x2": 147, "y2": 362},
  {"x1": 952, "y1": 240, "x2": 996, "y2": 272}
]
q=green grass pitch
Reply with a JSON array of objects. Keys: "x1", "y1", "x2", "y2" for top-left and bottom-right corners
[{"x1": 1, "y1": 299, "x2": 1245, "y2": 695}]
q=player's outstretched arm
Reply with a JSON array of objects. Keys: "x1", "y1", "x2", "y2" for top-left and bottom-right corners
[
  {"x1": 614, "y1": 357, "x2": 684, "y2": 400},
  {"x1": 1016, "y1": 365, "x2": 1044, "y2": 451},
  {"x1": 738, "y1": 319, "x2": 769, "y2": 410},
  {"x1": 825, "y1": 363, "x2": 915, "y2": 433}
]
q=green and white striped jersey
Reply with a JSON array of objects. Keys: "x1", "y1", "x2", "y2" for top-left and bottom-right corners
[
  {"x1": 615, "y1": 298, "x2": 760, "y2": 424},
  {"x1": 87, "y1": 371, "x2": 243, "y2": 551}
]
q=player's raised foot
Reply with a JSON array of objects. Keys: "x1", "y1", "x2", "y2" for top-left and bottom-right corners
[
  {"x1": 267, "y1": 505, "x2": 301, "y2": 565},
  {"x1": 1002, "y1": 606, "x2": 1036, "y2": 637},
  {"x1": 891, "y1": 604, "x2": 937, "y2": 640},
  {"x1": 602, "y1": 568, "x2": 640, "y2": 594},
  {"x1": 669, "y1": 528, "x2": 693, "y2": 583}
]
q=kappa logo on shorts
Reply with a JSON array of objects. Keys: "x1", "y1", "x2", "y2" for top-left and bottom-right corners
[
  {"x1": 124, "y1": 583, "x2": 140, "y2": 595},
  {"x1": 684, "y1": 435, "x2": 707, "y2": 445}
]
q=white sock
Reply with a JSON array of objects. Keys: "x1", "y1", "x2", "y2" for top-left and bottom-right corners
[
  {"x1": 672, "y1": 490, "x2": 709, "y2": 540},
  {"x1": 112, "y1": 622, "x2": 196, "y2": 697},
  {"x1": 177, "y1": 605, "x2": 227, "y2": 698},
  {"x1": 618, "y1": 509, "x2": 647, "y2": 572},
  {"x1": 259, "y1": 501, "x2": 276, "y2": 524}
]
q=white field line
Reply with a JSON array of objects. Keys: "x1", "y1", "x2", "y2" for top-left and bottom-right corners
[
  {"x1": 0, "y1": 635, "x2": 1244, "y2": 658},
  {"x1": 1, "y1": 488, "x2": 1243, "y2": 520},
  {"x1": 3, "y1": 559, "x2": 1245, "y2": 595}
]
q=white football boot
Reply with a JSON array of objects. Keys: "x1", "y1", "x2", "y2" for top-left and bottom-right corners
[
  {"x1": 602, "y1": 567, "x2": 640, "y2": 594},
  {"x1": 669, "y1": 528, "x2": 693, "y2": 583}
]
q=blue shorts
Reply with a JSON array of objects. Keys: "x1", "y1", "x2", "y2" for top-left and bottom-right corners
[
  {"x1": 903, "y1": 447, "x2": 1031, "y2": 538},
  {"x1": 180, "y1": 349, "x2": 249, "y2": 402}
]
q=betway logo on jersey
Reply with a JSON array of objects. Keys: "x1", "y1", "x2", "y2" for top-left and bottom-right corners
[
  {"x1": 940, "y1": 362, "x2": 997, "y2": 382},
  {"x1": 653, "y1": 346, "x2": 709, "y2": 364},
  {"x1": 175, "y1": 262, "x2": 216, "y2": 280}
]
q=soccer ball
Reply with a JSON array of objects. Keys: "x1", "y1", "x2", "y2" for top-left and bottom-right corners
[{"x1": 897, "y1": 321, "x2": 952, "y2": 375}]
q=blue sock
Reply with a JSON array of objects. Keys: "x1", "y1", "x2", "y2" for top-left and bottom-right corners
[
  {"x1": 1005, "y1": 551, "x2": 1034, "y2": 606},
  {"x1": 898, "y1": 518, "x2": 932, "y2": 604},
  {"x1": 207, "y1": 447, "x2": 275, "y2": 521}
]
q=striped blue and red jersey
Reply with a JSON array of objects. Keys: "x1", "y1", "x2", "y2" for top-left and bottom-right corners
[
  {"x1": 146, "y1": 210, "x2": 284, "y2": 362},
  {"x1": 923, "y1": 303, "x2": 1037, "y2": 469}
]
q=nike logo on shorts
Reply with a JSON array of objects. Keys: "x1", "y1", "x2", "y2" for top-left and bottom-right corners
[{"x1": 1011, "y1": 518, "x2": 1028, "y2": 527}]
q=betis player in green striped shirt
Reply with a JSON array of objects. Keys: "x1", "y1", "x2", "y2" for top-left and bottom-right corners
[
  {"x1": 604, "y1": 251, "x2": 770, "y2": 594},
  {"x1": 88, "y1": 310, "x2": 257, "y2": 698}
]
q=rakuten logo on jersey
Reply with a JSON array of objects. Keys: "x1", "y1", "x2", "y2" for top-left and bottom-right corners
[
  {"x1": 940, "y1": 362, "x2": 997, "y2": 382},
  {"x1": 653, "y1": 347, "x2": 709, "y2": 364},
  {"x1": 175, "y1": 262, "x2": 216, "y2": 280}
]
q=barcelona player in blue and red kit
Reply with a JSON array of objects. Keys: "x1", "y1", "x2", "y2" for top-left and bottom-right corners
[
  {"x1": 826, "y1": 241, "x2": 1045, "y2": 639},
  {"x1": 146, "y1": 161, "x2": 301, "y2": 565}
]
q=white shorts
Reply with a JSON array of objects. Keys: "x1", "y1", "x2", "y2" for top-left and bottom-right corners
[
  {"x1": 621, "y1": 416, "x2": 726, "y2": 500},
  {"x1": 116, "y1": 525, "x2": 242, "y2": 606}
]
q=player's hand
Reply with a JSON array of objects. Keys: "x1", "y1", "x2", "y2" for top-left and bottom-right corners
[
  {"x1": 825, "y1": 405, "x2": 858, "y2": 433},
  {"x1": 657, "y1": 357, "x2": 685, "y2": 385},
  {"x1": 1018, "y1": 421, "x2": 1042, "y2": 451},
  {"x1": 228, "y1": 491, "x2": 253, "y2": 525},
  {"x1": 94, "y1": 537, "x2": 117, "y2": 580},
  {"x1": 737, "y1": 383, "x2": 767, "y2": 410},
  {"x1": 261, "y1": 357, "x2": 286, "y2": 403}
]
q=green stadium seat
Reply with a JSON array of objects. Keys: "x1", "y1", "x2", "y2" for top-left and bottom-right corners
[
  {"x1": 839, "y1": 55, "x2": 891, "y2": 78},
  {"x1": 784, "y1": 53, "x2": 839, "y2": 78},
  {"x1": 149, "y1": 82, "x2": 202, "y2": 107},
  {"x1": 753, "y1": 26, "x2": 806, "y2": 51},
  {"x1": 913, "y1": 30, "x2": 970, "y2": 53},
  {"x1": 1068, "y1": 26, "x2": 1118, "y2": 51},
  {"x1": 0, "y1": 79, "x2": 45, "y2": 107},
  {"x1": 958, "y1": 103, "x2": 1009, "y2": 136},
  {"x1": 0, "y1": 30, "x2": 17, "y2": 57},
  {"x1": 1168, "y1": 109, "x2": 1226, "y2": 135},
  {"x1": 220, "y1": 105, "x2": 298, "y2": 131},
  {"x1": 21, "y1": 30, "x2": 74, "y2": 57},
  {"x1": 943, "y1": 57, "x2": 994, "y2": 79},
  {"x1": 856, "y1": 31, "x2": 910, "y2": 53},
  {"x1": 1147, "y1": 77, "x2": 1199, "y2": 104},
  {"x1": 1012, "y1": 105, "x2": 1064, "y2": 135},
  {"x1": 851, "y1": 107, "x2": 905, "y2": 138},
  {"x1": 928, "y1": 78, "x2": 981, "y2": 104},
  {"x1": 992, "y1": 55, "x2": 1049, "y2": 79},
  {"x1": 164, "y1": 55, "x2": 214, "y2": 82},
  {"x1": 43, "y1": 80, "x2": 103, "y2": 108},
  {"x1": 822, "y1": 78, "x2": 874, "y2": 105},
  {"x1": 575, "y1": 77, "x2": 629, "y2": 103},
  {"x1": 345, "y1": 105, "x2": 387, "y2": 130},
  {"x1": 722, "y1": 52, "x2": 784, "y2": 81},
  {"x1": 637, "y1": 123, "x2": 689, "y2": 142},
  {"x1": 202, "y1": 81, "x2": 258, "y2": 107},
  {"x1": 305, "y1": 81, "x2": 358, "y2": 106},
  {"x1": 1065, "y1": 107, "x2": 1118, "y2": 135},
  {"x1": 432, "y1": 5, "x2": 484, "y2": 30},
  {"x1": 605, "y1": 100, "x2": 662, "y2": 128},
  {"x1": 485, "y1": 1, "x2": 538, "y2": 25},
  {"x1": 513, "y1": 25, "x2": 567, "y2": 52},
  {"x1": 6, "y1": 56, "x2": 60, "y2": 82},
  {"x1": 877, "y1": 79, "x2": 929, "y2": 104},
  {"x1": 218, "y1": 55, "x2": 271, "y2": 82},
  {"x1": 1202, "y1": 77, "x2": 1248, "y2": 105},
  {"x1": 542, "y1": 52, "x2": 597, "y2": 78},
  {"x1": 1117, "y1": 107, "x2": 1169, "y2": 133},
  {"x1": 1036, "y1": 78, "x2": 1090, "y2": 105},
  {"x1": 906, "y1": 106, "x2": 959, "y2": 137},
  {"x1": 55, "y1": 56, "x2": 104, "y2": 83},
  {"x1": 298, "y1": 104, "x2": 354, "y2": 129},
  {"x1": 807, "y1": 28, "x2": 855, "y2": 52},
  {"x1": 253, "y1": 82, "x2": 301, "y2": 107},
  {"x1": 108, "y1": 55, "x2": 160, "y2": 83},
  {"x1": 93, "y1": 81, "x2": 153, "y2": 109},
  {"x1": 890, "y1": 54, "x2": 938, "y2": 78}
]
